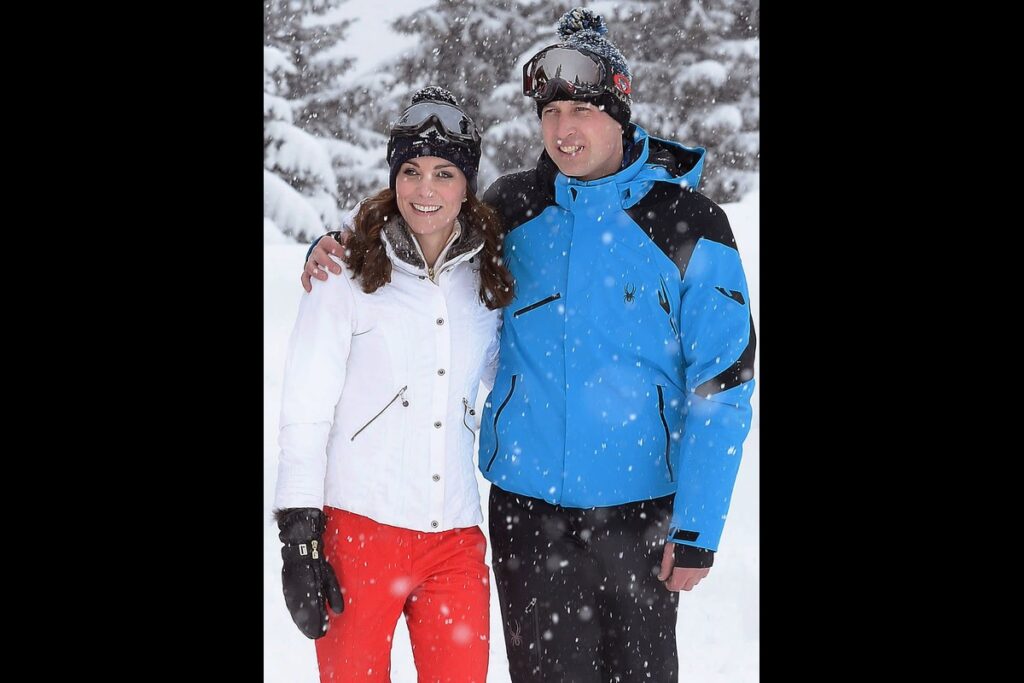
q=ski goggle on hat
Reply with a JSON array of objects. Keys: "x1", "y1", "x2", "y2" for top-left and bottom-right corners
[
  {"x1": 522, "y1": 46, "x2": 631, "y2": 103},
  {"x1": 386, "y1": 101, "x2": 481, "y2": 164}
]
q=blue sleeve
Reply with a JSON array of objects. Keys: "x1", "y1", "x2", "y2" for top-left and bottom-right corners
[
  {"x1": 669, "y1": 233, "x2": 756, "y2": 552},
  {"x1": 304, "y1": 233, "x2": 331, "y2": 262},
  {"x1": 307, "y1": 202, "x2": 362, "y2": 261}
]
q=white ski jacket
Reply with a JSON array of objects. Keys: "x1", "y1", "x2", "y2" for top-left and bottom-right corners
[{"x1": 274, "y1": 217, "x2": 501, "y2": 533}]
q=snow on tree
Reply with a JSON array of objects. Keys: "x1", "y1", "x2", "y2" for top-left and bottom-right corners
[
  {"x1": 264, "y1": 0, "x2": 381, "y2": 241},
  {"x1": 608, "y1": 0, "x2": 759, "y2": 202}
]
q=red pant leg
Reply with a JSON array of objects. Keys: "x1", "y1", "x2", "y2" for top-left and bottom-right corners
[
  {"x1": 404, "y1": 526, "x2": 490, "y2": 683},
  {"x1": 315, "y1": 507, "x2": 414, "y2": 683}
]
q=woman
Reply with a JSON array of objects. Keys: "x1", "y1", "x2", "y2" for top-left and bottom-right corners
[{"x1": 274, "y1": 86, "x2": 515, "y2": 682}]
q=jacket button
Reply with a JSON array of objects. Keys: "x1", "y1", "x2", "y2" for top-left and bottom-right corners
[
  {"x1": 434, "y1": 421, "x2": 442, "y2": 428},
  {"x1": 436, "y1": 318, "x2": 445, "y2": 325},
  {"x1": 431, "y1": 520, "x2": 439, "y2": 528},
  {"x1": 437, "y1": 368, "x2": 446, "y2": 376},
  {"x1": 432, "y1": 474, "x2": 440, "y2": 482}
]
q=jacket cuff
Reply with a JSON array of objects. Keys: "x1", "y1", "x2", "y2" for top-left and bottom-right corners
[
  {"x1": 304, "y1": 231, "x2": 346, "y2": 262},
  {"x1": 275, "y1": 507, "x2": 326, "y2": 544},
  {"x1": 672, "y1": 541, "x2": 715, "y2": 569}
]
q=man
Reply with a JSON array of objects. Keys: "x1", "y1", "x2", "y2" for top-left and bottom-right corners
[{"x1": 301, "y1": 8, "x2": 755, "y2": 682}]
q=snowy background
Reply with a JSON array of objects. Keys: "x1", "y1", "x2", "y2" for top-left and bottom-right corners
[
  {"x1": 265, "y1": 0, "x2": 759, "y2": 243},
  {"x1": 264, "y1": 1, "x2": 758, "y2": 680}
]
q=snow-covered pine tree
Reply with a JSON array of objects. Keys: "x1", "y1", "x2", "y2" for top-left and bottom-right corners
[
  {"x1": 287, "y1": 2, "x2": 393, "y2": 210},
  {"x1": 264, "y1": 39, "x2": 338, "y2": 242},
  {"x1": 264, "y1": 0, "x2": 357, "y2": 241},
  {"x1": 265, "y1": 0, "x2": 390, "y2": 239},
  {"x1": 265, "y1": 0, "x2": 354, "y2": 111},
  {"x1": 608, "y1": 0, "x2": 759, "y2": 202}
]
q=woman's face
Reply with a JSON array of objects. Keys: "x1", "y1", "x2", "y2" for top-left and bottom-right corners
[{"x1": 394, "y1": 156, "x2": 468, "y2": 238}]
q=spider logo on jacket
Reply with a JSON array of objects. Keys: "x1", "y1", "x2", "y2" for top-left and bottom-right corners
[{"x1": 624, "y1": 283, "x2": 636, "y2": 303}]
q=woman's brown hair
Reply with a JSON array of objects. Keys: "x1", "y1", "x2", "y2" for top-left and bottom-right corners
[{"x1": 341, "y1": 188, "x2": 515, "y2": 310}]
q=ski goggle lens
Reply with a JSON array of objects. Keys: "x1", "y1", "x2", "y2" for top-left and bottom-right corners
[
  {"x1": 390, "y1": 102, "x2": 479, "y2": 143},
  {"x1": 523, "y1": 47, "x2": 606, "y2": 101},
  {"x1": 387, "y1": 101, "x2": 480, "y2": 163}
]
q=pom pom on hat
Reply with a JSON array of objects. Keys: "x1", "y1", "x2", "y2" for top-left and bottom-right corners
[{"x1": 411, "y1": 86, "x2": 458, "y2": 106}]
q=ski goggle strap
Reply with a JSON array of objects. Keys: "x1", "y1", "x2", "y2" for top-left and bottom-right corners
[
  {"x1": 523, "y1": 47, "x2": 625, "y2": 102},
  {"x1": 386, "y1": 101, "x2": 480, "y2": 163}
]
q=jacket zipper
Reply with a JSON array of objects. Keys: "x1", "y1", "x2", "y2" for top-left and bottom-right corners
[
  {"x1": 462, "y1": 397, "x2": 476, "y2": 434},
  {"x1": 351, "y1": 386, "x2": 409, "y2": 441},
  {"x1": 513, "y1": 293, "x2": 562, "y2": 318},
  {"x1": 485, "y1": 375, "x2": 518, "y2": 471},
  {"x1": 428, "y1": 264, "x2": 454, "y2": 282},
  {"x1": 656, "y1": 385, "x2": 674, "y2": 481}
]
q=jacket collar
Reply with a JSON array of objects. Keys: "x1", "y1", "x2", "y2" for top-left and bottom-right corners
[
  {"x1": 380, "y1": 215, "x2": 484, "y2": 278},
  {"x1": 551, "y1": 125, "x2": 708, "y2": 211}
]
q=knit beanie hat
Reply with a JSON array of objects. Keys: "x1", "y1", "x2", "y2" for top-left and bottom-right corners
[
  {"x1": 532, "y1": 7, "x2": 632, "y2": 127},
  {"x1": 388, "y1": 86, "x2": 481, "y2": 193}
]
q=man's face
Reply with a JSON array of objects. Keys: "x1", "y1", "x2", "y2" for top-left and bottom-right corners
[{"x1": 540, "y1": 99, "x2": 624, "y2": 181}]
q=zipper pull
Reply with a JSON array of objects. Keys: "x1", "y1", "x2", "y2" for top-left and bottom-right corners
[
  {"x1": 311, "y1": 539, "x2": 319, "y2": 560},
  {"x1": 525, "y1": 597, "x2": 537, "y2": 613},
  {"x1": 400, "y1": 386, "x2": 409, "y2": 407},
  {"x1": 462, "y1": 397, "x2": 475, "y2": 416}
]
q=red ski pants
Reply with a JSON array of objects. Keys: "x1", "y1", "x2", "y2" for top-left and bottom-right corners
[{"x1": 315, "y1": 506, "x2": 490, "y2": 682}]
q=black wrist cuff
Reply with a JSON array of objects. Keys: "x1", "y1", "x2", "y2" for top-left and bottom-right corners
[
  {"x1": 276, "y1": 507, "x2": 326, "y2": 544},
  {"x1": 672, "y1": 542, "x2": 715, "y2": 569}
]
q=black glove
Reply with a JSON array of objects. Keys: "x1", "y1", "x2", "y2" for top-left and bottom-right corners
[{"x1": 276, "y1": 507, "x2": 344, "y2": 639}]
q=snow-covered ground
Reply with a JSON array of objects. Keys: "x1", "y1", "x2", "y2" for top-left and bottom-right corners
[{"x1": 263, "y1": 188, "x2": 759, "y2": 682}]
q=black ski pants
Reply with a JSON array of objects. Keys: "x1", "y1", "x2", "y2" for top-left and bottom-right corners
[{"x1": 489, "y1": 485, "x2": 681, "y2": 682}]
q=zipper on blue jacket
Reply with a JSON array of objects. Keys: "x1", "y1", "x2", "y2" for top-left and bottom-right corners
[
  {"x1": 657, "y1": 385, "x2": 674, "y2": 481},
  {"x1": 485, "y1": 375, "x2": 518, "y2": 471},
  {"x1": 351, "y1": 386, "x2": 409, "y2": 441},
  {"x1": 513, "y1": 293, "x2": 561, "y2": 318}
]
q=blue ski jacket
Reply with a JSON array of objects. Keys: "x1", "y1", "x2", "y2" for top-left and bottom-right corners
[{"x1": 478, "y1": 124, "x2": 755, "y2": 551}]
